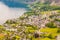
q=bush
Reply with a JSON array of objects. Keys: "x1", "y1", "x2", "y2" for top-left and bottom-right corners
[
  {"x1": 55, "y1": 18, "x2": 60, "y2": 22},
  {"x1": 45, "y1": 22, "x2": 57, "y2": 28}
]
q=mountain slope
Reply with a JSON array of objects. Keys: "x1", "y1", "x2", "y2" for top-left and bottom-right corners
[{"x1": 0, "y1": 0, "x2": 60, "y2": 40}]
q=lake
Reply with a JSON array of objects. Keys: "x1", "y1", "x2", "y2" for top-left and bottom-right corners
[{"x1": 0, "y1": 1, "x2": 28, "y2": 24}]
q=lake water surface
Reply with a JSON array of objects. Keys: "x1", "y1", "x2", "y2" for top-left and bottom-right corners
[{"x1": 0, "y1": 1, "x2": 28, "y2": 24}]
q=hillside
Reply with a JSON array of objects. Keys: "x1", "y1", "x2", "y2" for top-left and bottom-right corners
[
  {"x1": 0, "y1": 0, "x2": 60, "y2": 40},
  {"x1": 13, "y1": 0, "x2": 60, "y2": 5}
]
